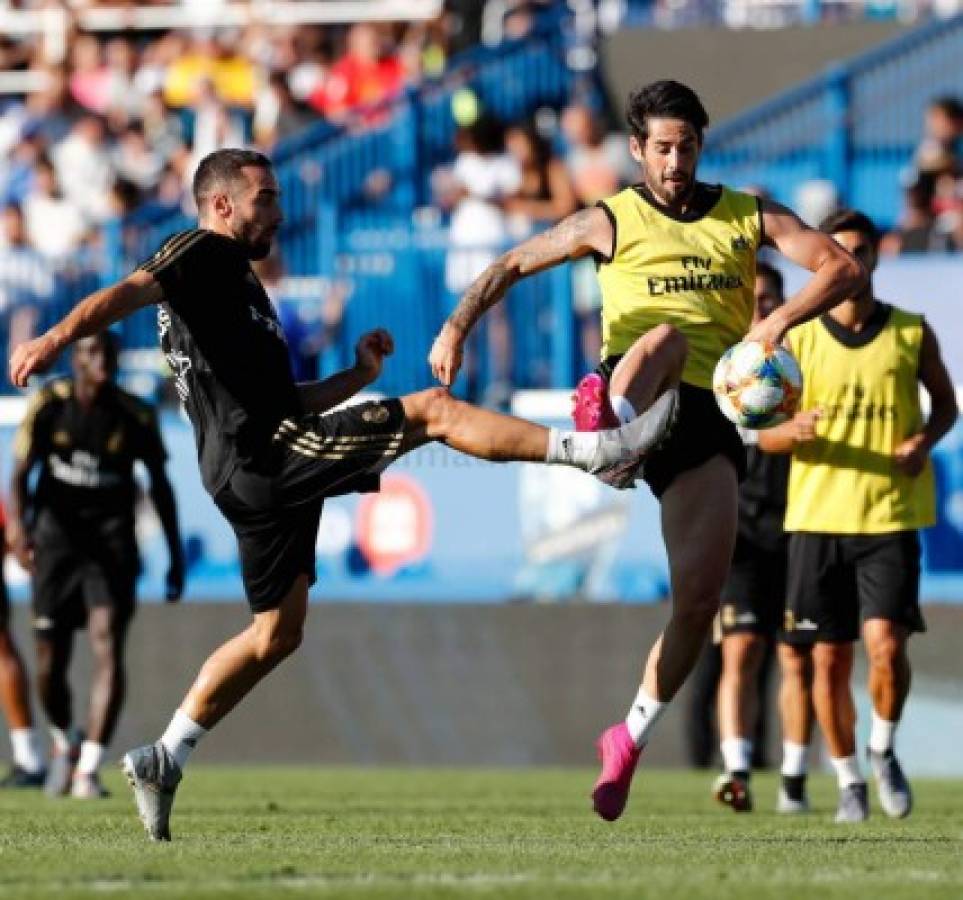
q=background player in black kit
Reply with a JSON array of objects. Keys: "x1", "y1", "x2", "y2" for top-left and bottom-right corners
[
  {"x1": 8, "y1": 332, "x2": 184, "y2": 799},
  {"x1": 712, "y1": 262, "x2": 793, "y2": 813},
  {"x1": 8, "y1": 149, "x2": 671, "y2": 839}
]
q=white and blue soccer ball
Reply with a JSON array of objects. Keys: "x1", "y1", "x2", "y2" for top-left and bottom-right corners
[{"x1": 712, "y1": 340, "x2": 803, "y2": 429}]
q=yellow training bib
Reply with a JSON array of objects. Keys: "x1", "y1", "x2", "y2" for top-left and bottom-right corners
[
  {"x1": 784, "y1": 304, "x2": 935, "y2": 534},
  {"x1": 597, "y1": 184, "x2": 761, "y2": 389}
]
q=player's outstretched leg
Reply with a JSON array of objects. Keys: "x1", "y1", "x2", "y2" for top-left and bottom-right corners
[
  {"x1": 399, "y1": 384, "x2": 677, "y2": 490},
  {"x1": 593, "y1": 455, "x2": 738, "y2": 821},
  {"x1": 123, "y1": 576, "x2": 309, "y2": 841},
  {"x1": 35, "y1": 628, "x2": 82, "y2": 797},
  {"x1": 863, "y1": 619, "x2": 913, "y2": 818}
]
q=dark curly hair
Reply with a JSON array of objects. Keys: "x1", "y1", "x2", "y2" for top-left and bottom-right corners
[{"x1": 625, "y1": 80, "x2": 709, "y2": 144}]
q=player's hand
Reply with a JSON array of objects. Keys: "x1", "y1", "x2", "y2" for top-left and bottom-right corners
[
  {"x1": 9, "y1": 333, "x2": 62, "y2": 388},
  {"x1": 744, "y1": 310, "x2": 789, "y2": 349},
  {"x1": 165, "y1": 559, "x2": 185, "y2": 603},
  {"x1": 429, "y1": 324, "x2": 464, "y2": 387},
  {"x1": 790, "y1": 408, "x2": 822, "y2": 443},
  {"x1": 9, "y1": 528, "x2": 33, "y2": 573},
  {"x1": 894, "y1": 433, "x2": 929, "y2": 477},
  {"x1": 354, "y1": 328, "x2": 394, "y2": 382}
]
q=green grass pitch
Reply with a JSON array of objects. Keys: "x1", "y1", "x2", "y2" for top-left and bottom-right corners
[{"x1": 0, "y1": 767, "x2": 961, "y2": 898}]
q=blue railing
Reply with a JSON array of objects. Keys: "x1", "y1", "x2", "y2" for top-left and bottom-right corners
[{"x1": 700, "y1": 13, "x2": 963, "y2": 227}]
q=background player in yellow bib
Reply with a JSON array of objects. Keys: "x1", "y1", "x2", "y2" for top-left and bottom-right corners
[
  {"x1": 760, "y1": 209, "x2": 958, "y2": 823},
  {"x1": 429, "y1": 80, "x2": 866, "y2": 821}
]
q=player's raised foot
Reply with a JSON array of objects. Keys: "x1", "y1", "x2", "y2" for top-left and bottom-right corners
[
  {"x1": 45, "y1": 734, "x2": 81, "y2": 798},
  {"x1": 0, "y1": 765, "x2": 47, "y2": 789},
  {"x1": 868, "y1": 749, "x2": 912, "y2": 819},
  {"x1": 122, "y1": 742, "x2": 182, "y2": 841},
  {"x1": 591, "y1": 722, "x2": 642, "y2": 822},
  {"x1": 71, "y1": 771, "x2": 110, "y2": 799},
  {"x1": 589, "y1": 388, "x2": 679, "y2": 489},
  {"x1": 777, "y1": 775, "x2": 810, "y2": 814},
  {"x1": 713, "y1": 772, "x2": 753, "y2": 812},
  {"x1": 573, "y1": 373, "x2": 619, "y2": 432},
  {"x1": 834, "y1": 782, "x2": 869, "y2": 824}
]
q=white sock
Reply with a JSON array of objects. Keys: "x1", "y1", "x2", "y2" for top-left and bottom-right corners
[
  {"x1": 10, "y1": 728, "x2": 44, "y2": 775},
  {"x1": 781, "y1": 741, "x2": 809, "y2": 777},
  {"x1": 830, "y1": 754, "x2": 863, "y2": 789},
  {"x1": 160, "y1": 709, "x2": 207, "y2": 771},
  {"x1": 76, "y1": 740, "x2": 106, "y2": 776},
  {"x1": 610, "y1": 395, "x2": 637, "y2": 425},
  {"x1": 49, "y1": 726, "x2": 71, "y2": 755},
  {"x1": 721, "y1": 737, "x2": 752, "y2": 775},
  {"x1": 868, "y1": 711, "x2": 897, "y2": 755},
  {"x1": 546, "y1": 428, "x2": 602, "y2": 468},
  {"x1": 624, "y1": 687, "x2": 667, "y2": 749}
]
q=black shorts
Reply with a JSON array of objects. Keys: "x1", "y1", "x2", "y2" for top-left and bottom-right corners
[
  {"x1": 31, "y1": 511, "x2": 138, "y2": 633},
  {"x1": 0, "y1": 563, "x2": 9, "y2": 630},
  {"x1": 598, "y1": 357, "x2": 746, "y2": 497},
  {"x1": 214, "y1": 399, "x2": 406, "y2": 614},
  {"x1": 782, "y1": 531, "x2": 925, "y2": 645},
  {"x1": 719, "y1": 533, "x2": 787, "y2": 637}
]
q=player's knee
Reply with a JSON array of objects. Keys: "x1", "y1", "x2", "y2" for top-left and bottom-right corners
[
  {"x1": 813, "y1": 644, "x2": 852, "y2": 684},
  {"x1": 867, "y1": 634, "x2": 904, "y2": 672},
  {"x1": 253, "y1": 622, "x2": 303, "y2": 664},
  {"x1": 672, "y1": 591, "x2": 718, "y2": 632},
  {"x1": 421, "y1": 387, "x2": 459, "y2": 438}
]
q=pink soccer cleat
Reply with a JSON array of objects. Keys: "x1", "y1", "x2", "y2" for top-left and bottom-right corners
[
  {"x1": 591, "y1": 721, "x2": 642, "y2": 822},
  {"x1": 573, "y1": 373, "x2": 619, "y2": 432}
]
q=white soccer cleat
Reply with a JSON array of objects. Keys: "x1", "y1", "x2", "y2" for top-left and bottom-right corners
[
  {"x1": 776, "y1": 787, "x2": 810, "y2": 814},
  {"x1": 868, "y1": 749, "x2": 913, "y2": 819},
  {"x1": 122, "y1": 742, "x2": 183, "y2": 841},
  {"x1": 588, "y1": 388, "x2": 679, "y2": 489}
]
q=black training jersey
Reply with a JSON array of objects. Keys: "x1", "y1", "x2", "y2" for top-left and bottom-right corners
[
  {"x1": 140, "y1": 229, "x2": 301, "y2": 494},
  {"x1": 13, "y1": 378, "x2": 167, "y2": 529},
  {"x1": 737, "y1": 440, "x2": 790, "y2": 551}
]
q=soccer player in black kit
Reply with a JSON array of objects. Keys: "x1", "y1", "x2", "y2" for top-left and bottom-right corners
[
  {"x1": 8, "y1": 332, "x2": 184, "y2": 799},
  {"x1": 9, "y1": 149, "x2": 674, "y2": 839}
]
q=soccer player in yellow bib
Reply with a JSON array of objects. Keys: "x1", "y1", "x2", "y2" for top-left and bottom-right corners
[
  {"x1": 760, "y1": 209, "x2": 958, "y2": 823},
  {"x1": 429, "y1": 80, "x2": 866, "y2": 821}
]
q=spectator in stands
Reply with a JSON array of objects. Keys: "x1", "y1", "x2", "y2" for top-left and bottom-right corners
[
  {"x1": 52, "y1": 115, "x2": 113, "y2": 224},
  {"x1": 882, "y1": 176, "x2": 952, "y2": 255},
  {"x1": 503, "y1": 122, "x2": 578, "y2": 236},
  {"x1": 112, "y1": 122, "x2": 164, "y2": 195},
  {"x1": 254, "y1": 72, "x2": 313, "y2": 151},
  {"x1": 560, "y1": 103, "x2": 636, "y2": 206},
  {"x1": 23, "y1": 67, "x2": 78, "y2": 147},
  {"x1": 22, "y1": 157, "x2": 87, "y2": 261},
  {"x1": 438, "y1": 115, "x2": 520, "y2": 401},
  {"x1": 916, "y1": 96, "x2": 963, "y2": 176},
  {"x1": 310, "y1": 23, "x2": 406, "y2": 121},
  {"x1": 0, "y1": 203, "x2": 54, "y2": 359}
]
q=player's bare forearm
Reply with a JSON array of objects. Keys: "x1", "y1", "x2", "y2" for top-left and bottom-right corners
[
  {"x1": 776, "y1": 252, "x2": 866, "y2": 334},
  {"x1": 445, "y1": 206, "x2": 611, "y2": 338},
  {"x1": 7, "y1": 462, "x2": 33, "y2": 544},
  {"x1": 756, "y1": 423, "x2": 797, "y2": 454},
  {"x1": 755, "y1": 199, "x2": 867, "y2": 342},
  {"x1": 52, "y1": 273, "x2": 158, "y2": 350},
  {"x1": 297, "y1": 366, "x2": 372, "y2": 414},
  {"x1": 9, "y1": 271, "x2": 160, "y2": 387}
]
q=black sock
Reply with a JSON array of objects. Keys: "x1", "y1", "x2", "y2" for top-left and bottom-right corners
[{"x1": 782, "y1": 774, "x2": 807, "y2": 801}]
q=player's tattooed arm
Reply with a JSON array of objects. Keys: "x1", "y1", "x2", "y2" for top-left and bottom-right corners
[{"x1": 430, "y1": 207, "x2": 612, "y2": 386}]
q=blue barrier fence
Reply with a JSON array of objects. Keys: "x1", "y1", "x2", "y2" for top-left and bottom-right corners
[{"x1": 700, "y1": 13, "x2": 963, "y2": 227}]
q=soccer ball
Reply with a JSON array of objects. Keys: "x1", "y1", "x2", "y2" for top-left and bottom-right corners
[{"x1": 712, "y1": 340, "x2": 802, "y2": 429}]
